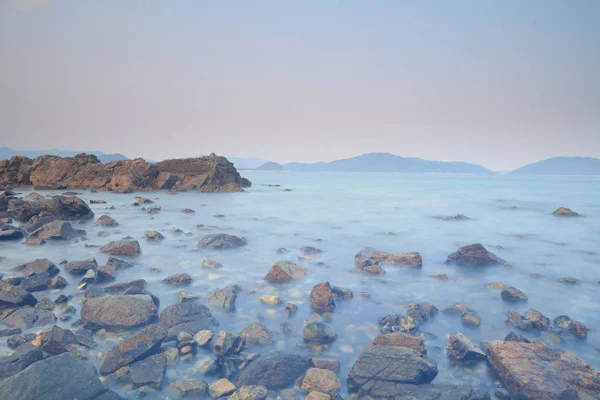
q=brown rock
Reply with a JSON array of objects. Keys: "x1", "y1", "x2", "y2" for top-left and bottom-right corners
[
  {"x1": 96, "y1": 215, "x2": 118, "y2": 226},
  {"x1": 310, "y1": 282, "x2": 336, "y2": 314},
  {"x1": 300, "y1": 368, "x2": 341, "y2": 395},
  {"x1": 446, "y1": 243, "x2": 504, "y2": 266},
  {"x1": 446, "y1": 333, "x2": 485, "y2": 361},
  {"x1": 370, "y1": 332, "x2": 427, "y2": 354},
  {"x1": 100, "y1": 240, "x2": 141, "y2": 255},
  {"x1": 355, "y1": 247, "x2": 423, "y2": 268},
  {"x1": 264, "y1": 260, "x2": 307, "y2": 283}
]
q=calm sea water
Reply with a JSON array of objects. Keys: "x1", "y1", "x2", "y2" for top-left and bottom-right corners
[{"x1": 2, "y1": 171, "x2": 600, "y2": 397}]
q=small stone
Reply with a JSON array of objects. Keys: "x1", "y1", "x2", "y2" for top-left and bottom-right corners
[
  {"x1": 170, "y1": 379, "x2": 208, "y2": 397},
  {"x1": 461, "y1": 312, "x2": 481, "y2": 327},
  {"x1": 163, "y1": 273, "x2": 192, "y2": 285},
  {"x1": 501, "y1": 287, "x2": 528, "y2": 303},
  {"x1": 177, "y1": 290, "x2": 199, "y2": 303},
  {"x1": 486, "y1": 282, "x2": 506, "y2": 290},
  {"x1": 209, "y1": 378, "x2": 236, "y2": 398},
  {"x1": 260, "y1": 295, "x2": 283, "y2": 306},
  {"x1": 228, "y1": 385, "x2": 268, "y2": 400},
  {"x1": 429, "y1": 273, "x2": 448, "y2": 280},
  {"x1": 495, "y1": 387, "x2": 510, "y2": 400},
  {"x1": 312, "y1": 358, "x2": 340, "y2": 373},
  {"x1": 557, "y1": 277, "x2": 580, "y2": 285},
  {"x1": 524, "y1": 309, "x2": 550, "y2": 330},
  {"x1": 202, "y1": 259, "x2": 223, "y2": 269},
  {"x1": 212, "y1": 331, "x2": 245, "y2": 356},
  {"x1": 285, "y1": 302, "x2": 298, "y2": 316},
  {"x1": 303, "y1": 321, "x2": 337, "y2": 343},
  {"x1": 193, "y1": 330, "x2": 214, "y2": 346},
  {"x1": 145, "y1": 231, "x2": 164, "y2": 241},
  {"x1": 553, "y1": 315, "x2": 572, "y2": 329}
]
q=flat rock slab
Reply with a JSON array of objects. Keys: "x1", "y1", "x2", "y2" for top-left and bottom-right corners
[
  {"x1": 355, "y1": 247, "x2": 423, "y2": 267},
  {"x1": 348, "y1": 345, "x2": 438, "y2": 395},
  {"x1": 236, "y1": 352, "x2": 311, "y2": 390},
  {"x1": 0, "y1": 345, "x2": 44, "y2": 380},
  {"x1": 100, "y1": 240, "x2": 141, "y2": 255},
  {"x1": 81, "y1": 294, "x2": 157, "y2": 331},
  {"x1": 487, "y1": 340, "x2": 600, "y2": 399},
  {"x1": 0, "y1": 352, "x2": 121, "y2": 400},
  {"x1": 354, "y1": 383, "x2": 490, "y2": 400}
]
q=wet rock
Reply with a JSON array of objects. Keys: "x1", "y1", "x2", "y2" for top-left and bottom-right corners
[
  {"x1": 163, "y1": 273, "x2": 192, "y2": 285},
  {"x1": 236, "y1": 352, "x2": 312, "y2": 389},
  {"x1": 446, "y1": 243, "x2": 504, "y2": 266},
  {"x1": 7, "y1": 333, "x2": 36, "y2": 349},
  {"x1": 209, "y1": 378, "x2": 236, "y2": 398},
  {"x1": 553, "y1": 207, "x2": 579, "y2": 216},
  {"x1": 228, "y1": 385, "x2": 268, "y2": 400},
  {"x1": 501, "y1": 287, "x2": 528, "y2": 303},
  {"x1": 285, "y1": 302, "x2": 298, "y2": 316},
  {"x1": 553, "y1": 315, "x2": 572, "y2": 329},
  {"x1": 97, "y1": 264, "x2": 116, "y2": 282},
  {"x1": 355, "y1": 247, "x2": 423, "y2": 268},
  {"x1": 177, "y1": 290, "x2": 199, "y2": 303},
  {"x1": 81, "y1": 294, "x2": 157, "y2": 331},
  {"x1": 19, "y1": 271, "x2": 51, "y2": 292},
  {"x1": 89, "y1": 199, "x2": 106, "y2": 204},
  {"x1": 29, "y1": 221, "x2": 77, "y2": 240},
  {"x1": 64, "y1": 258, "x2": 98, "y2": 274},
  {"x1": 12, "y1": 195, "x2": 94, "y2": 222},
  {"x1": 206, "y1": 285, "x2": 240, "y2": 312},
  {"x1": 260, "y1": 295, "x2": 283, "y2": 305},
  {"x1": 79, "y1": 269, "x2": 97, "y2": 288},
  {"x1": 348, "y1": 345, "x2": 438, "y2": 396},
  {"x1": 130, "y1": 353, "x2": 166, "y2": 389},
  {"x1": 182, "y1": 208, "x2": 195, "y2": 213},
  {"x1": 2, "y1": 306, "x2": 56, "y2": 328},
  {"x1": 100, "y1": 324, "x2": 167, "y2": 375},
  {"x1": 505, "y1": 332, "x2": 530, "y2": 343},
  {"x1": 0, "y1": 352, "x2": 121, "y2": 400},
  {"x1": 198, "y1": 233, "x2": 247, "y2": 249},
  {"x1": 310, "y1": 282, "x2": 336, "y2": 314},
  {"x1": 304, "y1": 321, "x2": 337, "y2": 343},
  {"x1": 202, "y1": 258, "x2": 223, "y2": 269},
  {"x1": 461, "y1": 311, "x2": 481, "y2": 327},
  {"x1": 158, "y1": 301, "x2": 219, "y2": 341},
  {"x1": 0, "y1": 327, "x2": 21, "y2": 337},
  {"x1": 12, "y1": 258, "x2": 59, "y2": 277},
  {"x1": 35, "y1": 297, "x2": 55, "y2": 311},
  {"x1": 0, "y1": 280, "x2": 37, "y2": 307},
  {"x1": 569, "y1": 320, "x2": 589, "y2": 339},
  {"x1": 433, "y1": 214, "x2": 470, "y2": 221},
  {"x1": 193, "y1": 330, "x2": 214, "y2": 346},
  {"x1": 524, "y1": 309, "x2": 550, "y2": 330},
  {"x1": 35, "y1": 325, "x2": 79, "y2": 355},
  {"x1": 300, "y1": 246, "x2": 322, "y2": 255},
  {"x1": 97, "y1": 215, "x2": 118, "y2": 226},
  {"x1": 170, "y1": 379, "x2": 208, "y2": 397},
  {"x1": 212, "y1": 331, "x2": 245, "y2": 356},
  {"x1": 442, "y1": 303, "x2": 474, "y2": 316},
  {"x1": 100, "y1": 240, "x2": 141, "y2": 255},
  {"x1": 446, "y1": 333, "x2": 485, "y2": 361},
  {"x1": 0, "y1": 226, "x2": 24, "y2": 241},
  {"x1": 0, "y1": 345, "x2": 44, "y2": 380},
  {"x1": 487, "y1": 340, "x2": 600, "y2": 399},
  {"x1": 495, "y1": 387, "x2": 510, "y2": 400},
  {"x1": 264, "y1": 260, "x2": 307, "y2": 283},
  {"x1": 506, "y1": 311, "x2": 534, "y2": 331},
  {"x1": 106, "y1": 257, "x2": 134, "y2": 270},
  {"x1": 240, "y1": 322, "x2": 273, "y2": 345},
  {"x1": 300, "y1": 368, "x2": 341, "y2": 394},
  {"x1": 370, "y1": 332, "x2": 426, "y2": 354},
  {"x1": 352, "y1": 383, "x2": 490, "y2": 400},
  {"x1": 145, "y1": 231, "x2": 164, "y2": 241},
  {"x1": 429, "y1": 273, "x2": 449, "y2": 280},
  {"x1": 104, "y1": 279, "x2": 146, "y2": 294},
  {"x1": 557, "y1": 277, "x2": 580, "y2": 285},
  {"x1": 305, "y1": 392, "x2": 331, "y2": 400},
  {"x1": 486, "y1": 282, "x2": 506, "y2": 290}
]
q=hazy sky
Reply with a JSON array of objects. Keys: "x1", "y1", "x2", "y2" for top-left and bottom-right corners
[{"x1": 1, "y1": 1, "x2": 599, "y2": 170}]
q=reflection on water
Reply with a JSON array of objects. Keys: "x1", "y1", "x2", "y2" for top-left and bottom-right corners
[{"x1": 1, "y1": 171, "x2": 599, "y2": 397}]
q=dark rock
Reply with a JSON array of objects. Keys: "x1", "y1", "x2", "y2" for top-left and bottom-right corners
[
  {"x1": 100, "y1": 324, "x2": 167, "y2": 375},
  {"x1": 446, "y1": 333, "x2": 485, "y2": 361},
  {"x1": 0, "y1": 227, "x2": 24, "y2": 240},
  {"x1": 505, "y1": 332, "x2": 530, "y2": 343},
  {"x1": 240, "y1": 322, "x2": 273, "y2": 345},
  {"x1": 104, "y1": 279, "x2": 146, "y2": 294},
  {"x1": 12, "y1": 258, "x2": 59, "y2": 277},
  {"x1": 236, "y1": 352, "x2": 311, "y2": 390},
  {"x1": 35, "y1": 297, "x2": 55, "y2": 311},
  {"x1": 0, "y1": 280, "x2": 37, "y2": 307},
  {"x1": 312, "y1": 358, "x2": 340, "y2": 373},
  {"x1": 64, "y1": 258, "x2": 98, "y2": 274},
  {"x1": 2, "y1": 307, "x2": 56, "y2": 328},
  {"x1": 7, "y1": 333, "x2": 36, "y2": 349},
  {"x1": 300, "y1": 246, "x2": 322, "y2": 255},
  {"x1": 557, "y1": 277, "x2": 581, "y2": 285},
  {"x1": 97, "y1": 265, "x2": 116, "y2": 282},
  {"x1": 433, "y1": 214, "x2": 471, "y2": 221},
  {"x1": 501, "y1": 287, "x2": 528, "y2": 303},
  {"x1": 0, "y1": 352, "x2": 121, "y2": 399},
  {"x1": 206, "y1": 285, "x2": 240, "y2": 312},
  {"x1": 553, "y1": 207, "x2": 579, "y2": 217},
  {"x1": 29, "y1": 221, "x2": 76, "y2": 240},
  {"x1": 446, "y1": 243, "x2": 504, "y2": 266},
  {"x1": 197, "y1": 233, "x2": 247, "y2": 249},
  {"x1": 158, "y1": 301, "x2": 219, "y2": 341},
  {"x1": 553, "y1": 315, "x2": 572, "y2": 329},
  {"x1": 303, "y1": 321, "x2": 337, "y2": 343},
  {"x1": 461, "y1": 311, "x2": 481, "y2": 327},
  {"x1": 81, "y1": 294, "x2": 157, "y2": 331},
  {"x1": 24, "y1": 211, "x2": 56, "y2": 232},
  {"x1": 97, "y1": 215, "x2": 118, "y2": 226},
  {"x1": 163, "y1": 273, "x2": 192, "y2": 285},
  {"x1": 130, "y1": 353, "x2": 166, "y2": 389},
  {"x1": 487, "y1": 340, "x2": 600, "y2": 399},
  {"x1": 264, "y1": 260, "x2": 307, "y2": 283},
  {"x1": 49, "y1": 275, "x2": 68, "y2": 289},
  {"x1": 0, "y1": 344, "x2": 44, "y2": 380},
  {"x1": 212, "y1": 331, "x2": 245, "y2": 356},
  {"x1": 285, "y1": 302, "x2": 298, "y2": 316},
  {"x1": 350, "y1": 383, "x2": 490, "y2": 400},
  {"x1": 0, "y1": 327, "x2": 21, "y2": 337},
  {"x1": 524, "y1": 309, "x2": 550, "y2": 330},
  {"x1": 569, "y1": 320, "x2": 589, "y2": 339},
  {"x1": 310, "y1": 282, "x2": 336, "y2": 314},
  {"x1": 12, "y1": 195, "x2": 94, "y2": 222},
  {"x1": 348, "y1": 345, "x2": 438, "y2": 395},
  {"x1": 106, "y1": 257, "x2": 134, "y2": 269},
  {"x1": 100, "y1": 240, "x2": 141, "y2": 255},
  {"x1": 36, "y1": 325, "x2": 80, "y2": 355},
  {"x1": 19, "y1": 271, "x2": 51, "y2": 292}
]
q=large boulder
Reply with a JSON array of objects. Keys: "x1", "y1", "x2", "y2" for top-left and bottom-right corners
[
  {"x1": 264, "y1": 260, "x2": 307, "y2": 283},
  {"x1": 100, "y1": 240, "x2": 141, "y2": 255},
  {"x1": 158, "y1": 301, "x2": 219, "y2": 341},
  {"x1": 0, "y1": 352, "x2": 123, "y2": 400},
  {"x1": 198, "y1": 233, "x2": 247, "y2": 249},
  {"x1": 487, "y1": 340, "x2": 600, "y2": 399},
  {"x1": 81, "y1": 294, "x2": 157, "y2": 331},
  {"x1": 236, "y1": 352, "x2": 312, "y2": 390},
  {"x1": 355, "y1": 247, "x2": 423, "y2": 268},
  {"x1": 348, "y1": 345, "x2": 438, "y2": 395},
  {"x1": 0, "y1": 345, "x2": 44, "y2": 380},
  {"x1": 446, "y1": 243, "x2": 504, "y2": 266},
  {"x1": 100, "y1": 324, "x2": 167, "y2": 375}
]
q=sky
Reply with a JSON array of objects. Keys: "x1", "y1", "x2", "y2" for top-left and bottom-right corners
[{"x1": 0, "y1": 1, "x2": 599, "y2": 171}]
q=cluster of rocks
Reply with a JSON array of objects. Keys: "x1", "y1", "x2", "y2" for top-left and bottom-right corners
[
  {"x1": 379, "y1": 302, "x2": 439, "y2": 333},
  {"x1": 0, "y1": 153, "x2": 251, "y2": 192},
  {"x1": 506, "y1": 309, "x2": 589, "y2": 340}
]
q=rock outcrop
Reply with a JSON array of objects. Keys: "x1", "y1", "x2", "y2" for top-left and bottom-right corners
[{"x1": 0, "y1": 153, "x2": 251, "y2": 192}]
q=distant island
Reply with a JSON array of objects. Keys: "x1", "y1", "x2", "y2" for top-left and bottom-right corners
[
  {"x1": 0, "y1": 147, "x2": 128, "y2": 164},
  {"x1": 255, "y1": 161, "x2": 287, "y2": 171},
  {"x1": 509, "y1": 157, "x2": 600, "y2": 176}
]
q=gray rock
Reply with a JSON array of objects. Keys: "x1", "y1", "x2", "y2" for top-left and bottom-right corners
[
  {"x1": 19, "y1": 271, "x2": 51, "y2": 292},
  {"x1": 29, "y1": 221, "x2": 76, "y2": 240},
  {"x1": 163, "y1": 273, "x2": 192, "y2": 285},
  {"x1": 0, "y1": 345, "x2": 44, "y2": 380},
  {"x1": 81, "y1": 294, "x2": 157, "y2": 331},
  {"x1": 12, "y1": 258, "x2": 59, "y2": 277},
  {"x1": 100, "y1": 240, "x2": 141, "y2": 255},
  {"x1": 212, "y1": 331, "x2": 245, "y2": 356},
  {"x1": 351, "y1": 383, "x2": 490, "y2": 400},
  {"x1": 158, "y1": 301, "x2": 219, "y2": 341},
  {"x1": 130, "y1": 353, "x2": 166, "y2": 389},
  {"x1": 240, "y1": 322, "x2": 273, "y2": 345},
  {"x1": 446, "y1": 333, "x2": 485, "y2": 361},
  {"x1": 303, "y1": 321, "x2": 337, "y2": 343},
  {"x1": 64, "y1": 258, "x2": 98, "y2": 275},
  {"x1": 198, "y1": 233, "x2": 247, "y2": 249},
  {"x1": 236, "y1": 352, "x2": 311, "y2": 389},
  {"x1": 501, "y1": 287, "x2": 528, "y2": 303},
  {"x1": 446, "y1": 243, "x2": 504, "y2": 266},
  {"x1": 0, "y1": 280, "x2": 37, "y2": 307},
  {"x1": 553, "y1": 207, "x2": 579, "y2": 217},
  {"x1": 2, "y1": 306, "x2": 56, "y2": 328},
  {"x1": 206, "y1": 285, "x2": 240, "y2": 312},
  {"x1": 170, "y1": 379, "x2": 208, "y2": 397}
]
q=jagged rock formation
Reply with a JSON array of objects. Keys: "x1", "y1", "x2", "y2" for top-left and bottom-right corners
[{"x1": 0, "y1": 153, "x2": 251, "y2": 192}]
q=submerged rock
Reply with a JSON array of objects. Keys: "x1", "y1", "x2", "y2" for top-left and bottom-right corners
[
  {"x1": 304, "y1": 321, "x2": 337, "y2": 343},
  {"x1": 446, "y1": 243, "x2": 504, "y2": 266},
  {"x1": 228, "y1": 385, "x2": 268, "y2": 400},
  {"x1": 501, "y1": 287, "x2": 528, "y2": 303},
  {"x1": 209, "y1": 378, "x2": 236, "y2": 398},
  {"x1": 212, "y1": 331, "x2": 245, "y2": 356},
  {"x1": 100, "y1": 240, "x2": 141, "y2": 255},
  {"x1": 198, "y1": 233, "x2": 247, "y2": 249},
  {"x1": 240, "y1": 322, "x2": 273, "y2": 345},
  {"x1": 370, "y1": 332, "x2": 426, "y2": 354},
  {"x1": 158, "y1": 301, "x2": 219, "y2": 340},
  {"x1": 553, "y1": 207, "x2": 579, "y2": 217},
  {"x1": 264, "y1": 260, "x2": 307, "y2": 283},
  {"x1": 81, "y1": 294, "x2": 157, "y2": 331},
  {"x1": 446, "y1": 333, "x2": 485, "y2": 361},
  {"x1": 130, "y1": 353, "x2": 166, "y2": 389},
  {"x1": 97, "y1": 215, "x2": 118, "y2": 226},
  {"x1": 163, "y1": 273, "x2": 192, "y2": 285},
  {"x1": 523, "y1": 309, "x2": 550, "y2": 330},
  {"x1": 145, "y1": 231, "x2": 164, "y2": 241},
  {"x1": 355, "y1": 247, "x2": 423, "y2": 268},
  {"x1": 433, "y1": 214, "x2": 470, "y2": 221},
  {"x1": 202, "y1": 258, "x2": 223, "y2": 269},
  {"x1": 236, "y1": 352, "x2": 312, "y2": 389},
  {"x1": 487, "y1": 340, "x2": 600, "y2": 399}
]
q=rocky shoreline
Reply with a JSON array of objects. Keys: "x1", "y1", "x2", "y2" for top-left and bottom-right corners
[
  {"x1": 0, "y1": 186, "x2": 597, "y2": 399},
  {"x1": 0, "y1": 153, "x2": 251, "y2": 193}
]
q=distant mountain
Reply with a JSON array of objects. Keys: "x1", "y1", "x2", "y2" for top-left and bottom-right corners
[
  {"x1": 510, "y1": 157, "x2": 600, "y2": 175},
  {"x1": 0, "y1": 147, "x2": 129, "y2": 164},
  {"x1": 281, "y1": 152, "x2": 494, "y2": 174},
  {"x1": 226, "y1": 157, "x2": 270, "y2": 170},
  {"x1": 255, "y1": 162, "x2": 286, "y2": 170}
]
